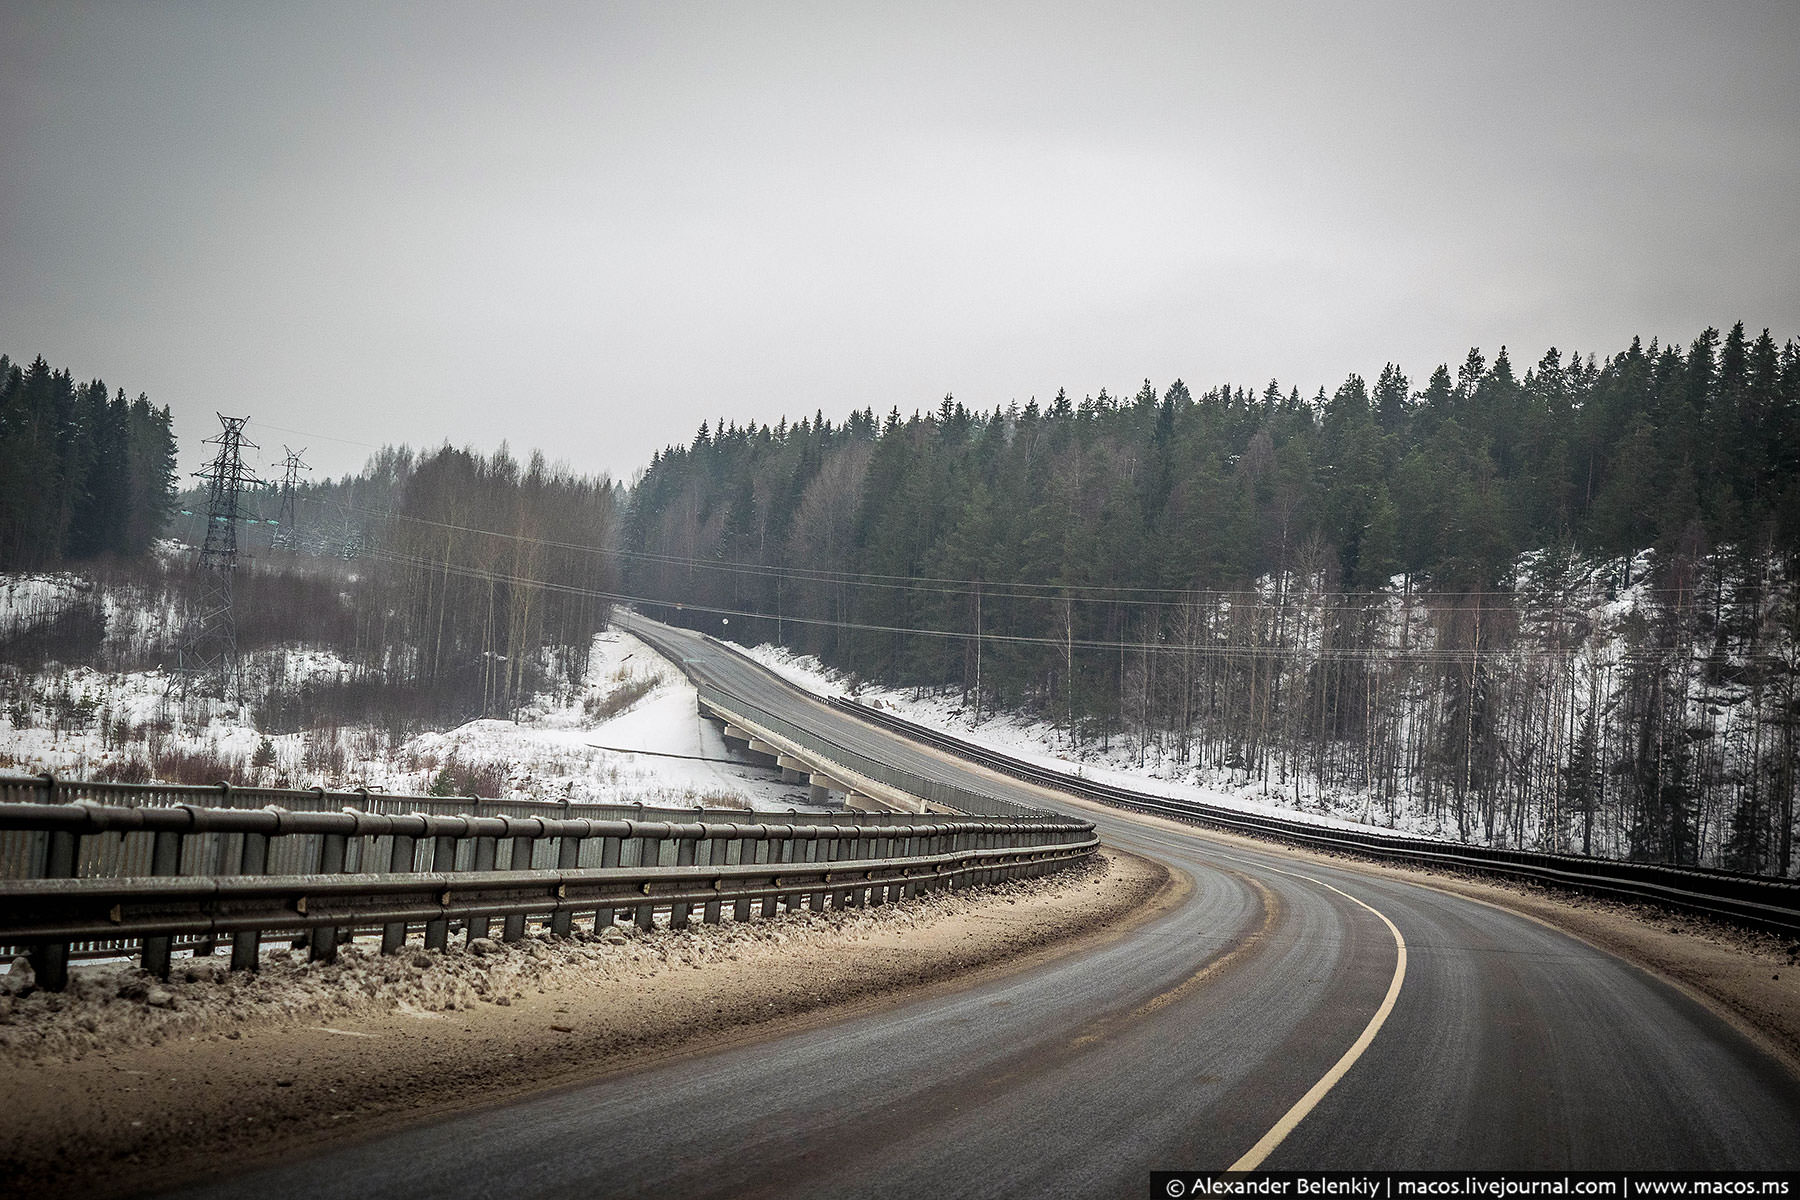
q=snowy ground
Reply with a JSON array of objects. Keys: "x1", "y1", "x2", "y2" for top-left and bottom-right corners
[
  {"x1": 382, "y1": 627, "x2": 826, "y2": 811},
  {"x1": 0, "y1": 578, "x2": 827, "y2": 812},
  {"x1": 736, "y1": 639, "x2": 1452, "y2": 841}
]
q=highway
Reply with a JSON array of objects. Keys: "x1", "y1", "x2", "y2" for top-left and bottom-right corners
[{"x1": 173, "y1": 619, "x2": 1800, "y2": 1196}]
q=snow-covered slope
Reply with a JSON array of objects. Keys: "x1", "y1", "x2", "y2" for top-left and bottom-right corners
[
  {"x1": 1, "y1": 574, "x2": 827, "y2": 811},
  {"x1": 737, "y1": 640, "x2": 1460, "y2": 840}
]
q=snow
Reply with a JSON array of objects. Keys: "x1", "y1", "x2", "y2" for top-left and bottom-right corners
[
  {"x1": 1, "y1": 568, "x2": 830, "y2": 812},
  {"x1": 0, "y1": 574, "x2": 97, "y2": 645},
  {"x1": 731, "y1": 640, "x2": 1423, "y2": 838},
  {"x1": 721, "y1": 545, "x2": 1798, "y2": 868},
  {"x1": 381, "y1": 628, "x2": 828, "y2": 811},
  {"x1": 6, "y1": 544, "x2": 1793, "y2": 865}
]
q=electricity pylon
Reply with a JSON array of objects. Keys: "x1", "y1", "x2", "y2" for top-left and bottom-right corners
[
  {"x1": 273, "y1": 445, "x2": 310, "y2": 550},
  {"x1": 173, "y1": 414, "x2": 263, "y2": 698}
]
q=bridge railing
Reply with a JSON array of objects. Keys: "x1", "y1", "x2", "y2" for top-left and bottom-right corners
[
  {"x1": 697, "y1": 684, "x2": 1045, "y2": 820},
  {"x1": 616, "y1": 612, "x2": 1048, "y2": 820},
  {"x1": 0, "y1": 783, "x2": 1097, "y2": 991}
]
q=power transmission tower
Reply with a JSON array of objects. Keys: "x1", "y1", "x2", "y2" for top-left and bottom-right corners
[
  {"x1": 173, "y1": 414, "x2": 263, "y2": 699},
  {"x1": 273, "y1": 445, "x2": 310, "y2": 550}
]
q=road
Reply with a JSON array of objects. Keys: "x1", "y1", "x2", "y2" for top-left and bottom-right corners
[{"x1": 172, "y1": 620, "x2": 1800, "y2": 1197}]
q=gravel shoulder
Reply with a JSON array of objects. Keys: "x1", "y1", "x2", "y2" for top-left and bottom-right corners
[{"x1": 0, "y1": 848, "x2": 1172, "y2": 1198}]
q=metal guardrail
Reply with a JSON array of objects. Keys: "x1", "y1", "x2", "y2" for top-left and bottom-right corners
[
  {"x1": 698, "y1": 685, "x2": 1044, "y2": 819},
  {"x1": 0, "y1": 772, "x2": 946, "y2": 882},
  {"x1": 0, "y1": 618, "x2": 1107, "y2": 993},
  {"x1": 617, "y1": 614, "x2": 1045, "y2": 820},
  {"x1": 0, "y1": 790, "x2": 1097, "y2": 991},
  {"x1": 0, "y1": 769, "x2": 868, "y2": 826},
  {"x1": 833, "y1": 699, "x2": 1800, "y2": 937}
]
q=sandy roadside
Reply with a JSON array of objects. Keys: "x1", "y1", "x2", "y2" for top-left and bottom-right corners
[{"x1": 0, "y1": 848, "x2": 1174, "y2": 1198}]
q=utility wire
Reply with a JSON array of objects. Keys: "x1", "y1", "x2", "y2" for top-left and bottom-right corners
[
  {"x1": 588, "y1": 743, "x2": 769, "y2": 765},
  {"x1": 299, "y1": 491, "x2": 1716, "y2": 612},
  {"x1": 356, "y1": 543, "x2": 1777, "y2": 669}
]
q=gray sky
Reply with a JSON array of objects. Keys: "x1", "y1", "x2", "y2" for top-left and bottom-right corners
[{"x1": 3, "y1": 1, "x2": 1796, "y2": 486}]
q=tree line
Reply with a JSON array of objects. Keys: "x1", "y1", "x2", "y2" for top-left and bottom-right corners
[
  {"x1": 0, "y1": 354, "x2": 178, "y2": 569},
  {"x1": 623, "y1": 323, "x2": 1800, "y2": 875},
  {"x1": 230, "y1": 444, "x2": 620, "y2": 727}
]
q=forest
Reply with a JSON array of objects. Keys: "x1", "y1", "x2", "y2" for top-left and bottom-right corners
[
  {"x1": 623, "y1": 324, "x2": 1800, "y2": 876},
  {"x1": 2, "y1": 388, "x2": 618, "y2": 740},
  {"x1": 0, "y1": 354, "x2": 178, "y2": 570},
  {"x1": 7, "y1": 329, "x2": 1799, "y2": 875},
  {"x1": 143, "y1": 443, "x2": 619, "y2": 729}
]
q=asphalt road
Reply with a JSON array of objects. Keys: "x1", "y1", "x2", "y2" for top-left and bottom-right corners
[{"x1": 171, "y1": 619, "x2": 1800, "y2": 1197}]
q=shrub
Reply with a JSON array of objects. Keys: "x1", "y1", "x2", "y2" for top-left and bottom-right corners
[{"x1": 583, "y1": 673, "x2": 658, "y2": 722}]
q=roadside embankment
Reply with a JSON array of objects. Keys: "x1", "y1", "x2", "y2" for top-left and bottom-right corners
[{"x1": 0, "y1": 847, "x2": 1170, "y2": 1198}]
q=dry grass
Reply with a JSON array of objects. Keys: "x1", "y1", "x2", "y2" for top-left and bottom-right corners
[{"x1": 583, "y1": 668, "x2": 660, "y2": 722}]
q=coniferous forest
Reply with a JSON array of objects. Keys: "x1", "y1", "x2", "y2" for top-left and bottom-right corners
[
  {"x1": 624, "y1": 325, "x2": 1800, "y2": 876},
  {"x1": 0, "y1": 354, "x2": 178, "y2": 569}
]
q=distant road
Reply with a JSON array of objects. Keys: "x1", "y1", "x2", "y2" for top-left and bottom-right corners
[{"x1": 174, "y1": 618, "x2": 1800, "y2": 1197}]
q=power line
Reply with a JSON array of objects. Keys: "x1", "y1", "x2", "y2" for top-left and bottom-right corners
[
  {"x1": 297, "y1": 491, "x2": 1706, "y2": 614},
  {"x1": 588, "y1": 743, "x2": 769, "y2": 766},
  {"x1": 357, "y1": 543, "x2": 1768, "y2": 669}
]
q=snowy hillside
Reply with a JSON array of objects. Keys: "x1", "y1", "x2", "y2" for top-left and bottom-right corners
[{"x1": 0, "y1": 573, "x2": 826, "y2": 812}]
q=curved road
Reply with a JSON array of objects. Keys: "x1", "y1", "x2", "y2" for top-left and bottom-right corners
[{"x1": 174, "y1": 620, "x2": 1800, "y2": 1197}]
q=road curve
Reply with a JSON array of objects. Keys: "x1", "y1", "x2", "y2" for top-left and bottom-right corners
[{"x1": 170, "y1": 621, "x2": 1800, "y2": 1197}]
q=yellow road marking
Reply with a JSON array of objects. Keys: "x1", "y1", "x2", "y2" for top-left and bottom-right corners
[{"x1": 1214, "y1": 857, "x2": 1408, "y2": 1172}]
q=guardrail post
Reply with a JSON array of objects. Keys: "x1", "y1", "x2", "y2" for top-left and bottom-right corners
[
  {"x1": 635, "y1": 833, "x2": 663, "y2": 931},
  {"x1": 733, "y1": 833, "x2": 757, "y2": 922},
  {"x1": 380, "y1": 833, "x2": 417, "y2": 954},
  {"x1": 845, "y1": 830, "x2": 867, "y2": 908},
  {"x1": 763, "y1": 831, "x2": 786, "y2": 918},
  {"x1": 310, "y1": 830, "x2": 348, "y2": 963},
  {"x1": 596, "y1": 832, "x2": 623, "y2": 928},
  {"x1": 424, "y1": 835, "x2": 457, "y2": 950},
  {"x1": 190, "y1": 781, "x2": 235, "y2": 960},
  {"x1": 701, "y1": 832, "x2": 724, "y2": 925},
  {"x1": 889, "y1": 827, "x2": 908, "y2": 901},
  {"x1": 550, "y1": 829, "x2": 582, "y2": 937},
  {"x1": 891, "y1": 831, "x2": 909, "y2": 901},
  {"x1": 867, "y1": 831, "x2": 890, "y2": 906},
  {"x1": 27, "y1": 827, "x2": 80, "y2": 991},
  {"x1": 140, "y1": 828, "x2": 184, "y2": 979},
  {"x1": 670, "y1": 833, "x2": 698, "y2": 929},
  {"x1": 502, "y1": 833, "x2": 535, "y2": 942},
  {"x1": 900, "y1": 831, "x2": 918, "y2": 900},
  {"x1": 807, "y1": 832, "x2": 828, "y2": 912},
  {"x1": 908, "y1": 829, "x2": 926, "y2": 900},
  {"x1": 466, "y1": 835, "x2": 498, "y2": 942},
  {"x1": 230, "y1": 829, "x2": 272, "y2": 972}
]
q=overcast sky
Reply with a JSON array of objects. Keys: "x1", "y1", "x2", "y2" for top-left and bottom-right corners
[{"x1": 3, "y1": 1, "x2": 1796, "y2": 486}]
